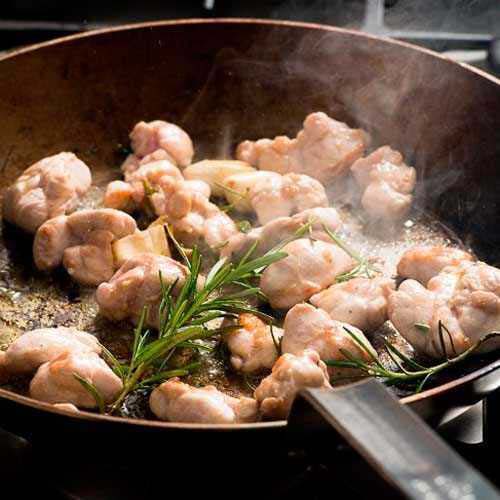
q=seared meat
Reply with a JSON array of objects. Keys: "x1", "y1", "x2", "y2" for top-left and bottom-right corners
[
  {"x1": 281, "y1": 303, "x2": 375, "y2": 377},
  {"x1": 0, "y1": 327, "x2": 100, "y2": 376},
  {"x1": 105, "y1": 158, "x2": 211, "y2": 216},
  {"x1": 254, "y1": 350, "x2": 331, "y2": 419},
  {"x1": 397, "y1": 245, "x2": 473, "y2": 285},
  {"x1": 104, "y1": 159, "x2": 185, "y2": 213},
  {"x1": 129, "y1": 120, "x2": 194, "y2": 167},
  {"x1": 388, "y1": 260, "x2": 500, "y2": 358},
  {"x1": 260, "y1": 238, "x2": 355, "y2": 310},
  {"x1": 33, "y1": 208, "x2": 137, "y2": 286},
  {"x1": 221, "y1": 206, "x2": 342, "y2": 261},
  {"x1": 222, "y1": 170, "x2": 328, "y2": 224},
  {"x1": 310, "y1": 277, "x2": 395, "y2": 331},
  {"x1": 149, "y1": 378, "x2": 258, "y2": 423},
  {"x1": 351, "y1": 146, "x2": 416, "y2": 222},
  {"x1": 236, "y1": 112, "x2": 369, "y2": 183},
  {"x1": 96, "y1": 253, "x2": 196, "y2": 328},
  {"x1": 2, "y1": 152, "x2": 91, "y2": 233},
  {"x1": 224, "y1": 313, "x2": 283, "y2": 373},
  {"x1": 152, "y1": 189, "x2": 237, "y2": 250},
  {"x1": 103, "y1": 181, "x2": 136, "y2": 213},
  {"x1": 120, "y1": 149, "x2": 173, "y2": 176},
  {"x1": 30, "y1": 352, "x2": 122, "y2": 408},
  {"x1": 248, "y1": 172, "x2": 329, "y2": 224}
]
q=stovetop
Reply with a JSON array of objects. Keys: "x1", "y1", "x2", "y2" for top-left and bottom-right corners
[
  {"x1": 0, "y1": 1, "x2": 499, "y2": 498},
  {"x1": 1, "y1": 398, "x2": 499, "y2": 500}
]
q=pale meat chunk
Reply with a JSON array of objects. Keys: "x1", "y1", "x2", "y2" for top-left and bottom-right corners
[
  {"x1": 260, "y1": 239, "x2": 355, "y2": 310},
  {"x1": 224, "y1": 313, "x2": 283, "y2": 373},
  {"x1": 236, "y1": 112, "x2": 369, "y2": 183},
  {"x1": 254, "y1": 350, "x2": 331, "y2": 419},
  {"x1": 249, "y1": 172, "x2": 329, "y2": 225},
  {"x1": 33, "y1": 208, "x2": 137, "y2": 286},
  {"x1": 120, "y1": 149, "x2": 174, "y2": 176},
  {"x1": 397, "y1": 245, "x2": 474, "y2": 285},
  {"x1": 104, "y1": 159, "x2": 184, "y2": 212},
  {"x1": 149, "y1": 378, "x2": 258, "y2": 424},
  {"x1": 281, "y1": 303, "x2": 375, "y2": 377},
  {"x1": 221, "y1": 207, "x2": 343, "y2": 261},
  {"x1": 2, "y1": 152, "x2": 91, "y2": 233},
  {"x1": 96, "y1": 253, "x2": 197, "y2": 329},
  {"x1": 130, "y1": 120, "x2": 194, "y2": 167},
  {"x1": 0, "y1": 327, "x2": 100, "y2": 376},
  {"x1": 388, "y1": 260, "x2": 500, "y2": 359},
  {"x1": 152, "y1": 186, "x2": 237, "y2": 250},
  {"x1": 310, "y1": 277, "x2": 395, "y2": 331},
  {"x1": 351, "y1": 146, "x2": 416, "y2": 221},
  {"x1": 30, "y1": 352, "x2": 122, "y2": 408}
]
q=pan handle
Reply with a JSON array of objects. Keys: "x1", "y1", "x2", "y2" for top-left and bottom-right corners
[{"x1": 296, "y1": 378, "x2": 500, "y2": 500}]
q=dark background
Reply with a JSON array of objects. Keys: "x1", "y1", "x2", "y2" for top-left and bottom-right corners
[{"x1": 0, "y1": 1, "x2": 499, "y2": 498}]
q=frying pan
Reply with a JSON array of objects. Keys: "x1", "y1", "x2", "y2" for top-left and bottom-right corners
[{"x1": 0, "y1": 19, "x2": 499, "y2": 498}]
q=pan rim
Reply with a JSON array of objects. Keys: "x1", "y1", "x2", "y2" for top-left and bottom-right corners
[
  {"x1": 1, "y1": 356, "x2": 500, "y2": 429},
  {"x1": 0, "y1": 18, "x2": 499, "y2": 430},
  {"x1": 0, "y1": 17, "x2": 499, "y2": 86}
]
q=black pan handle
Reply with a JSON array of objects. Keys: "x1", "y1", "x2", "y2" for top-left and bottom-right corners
[{"x1": 297, "y1": 379, "x2": 500, "y2": 500}]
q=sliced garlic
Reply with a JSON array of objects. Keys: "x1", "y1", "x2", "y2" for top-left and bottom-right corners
[
  {"x1": 112, "y1": 224, "x2": 170, "y2": 267},
  {"x1": 183, "y1": 160, "x2": 254, "y2": 197}
]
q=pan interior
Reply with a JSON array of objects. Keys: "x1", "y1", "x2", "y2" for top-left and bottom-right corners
[
  {"x1": 0, "y1": 20, "x2": 499, "y2": 424},
  {"x1": 0, "y1": 173, "x2": 477, "y2": 419}
]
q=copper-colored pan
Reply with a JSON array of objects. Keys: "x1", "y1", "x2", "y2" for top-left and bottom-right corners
[{"x1": 0, "y1": 19, "x2": 499, "y2": 497}]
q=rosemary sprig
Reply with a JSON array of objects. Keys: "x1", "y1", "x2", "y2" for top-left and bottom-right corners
[
  {"x1": 107, "y1": 238, "x2": 287, "y2": 413},
  {"x1": 73, "y1": 374, "x2": 105, "y2": 414},
  {"x1": 326, "y1": 325, "x2": 500, "y2": 393},
  {"x1": 322, "y1": 225, "x2": 379, "y2": 282}
]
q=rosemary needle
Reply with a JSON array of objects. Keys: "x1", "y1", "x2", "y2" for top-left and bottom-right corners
[
  {"x1": 326, "y1": 326, "x2": 500, "y2": 393},
  {"x1": 322, "y1": 225, "x2": 380, "y2": 282},
  {"x1": 105, "y1": 234, "x2": 288, "y2": 414}
]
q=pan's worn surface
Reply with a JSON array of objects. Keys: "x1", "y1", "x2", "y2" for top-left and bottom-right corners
[{"x1": 0, "y1": 20, "x2": 499, "y2": 445}]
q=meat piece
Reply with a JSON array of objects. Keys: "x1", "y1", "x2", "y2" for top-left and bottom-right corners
[
  {"x1": 224, "y1": 313, "x2": 283, "y2": 373},
  {"x1": 120, "y1": 149, "x2": 173, "y2": 176},
  {"x1": 2, "y1": 152, "x2": 92, "y2": 233},
  {"x1": 254, "y1": 350, "x2": 331, "y2": 419},
  {"x1": 0, "y1": 327, "x2": 100, "y2": 376},
  {"x1": 96, "y1": 253, "x2": 197, "y2": 328},
  {"x1": 220, "y1": 169, "x2": 328, "y2": 224},
  {"x1": 103, "y1": 180, "x2": 136, "y2": 212},
  {"x1": 130, "y1": 120, "x2": 194, "y2": 167},
  {"x1": 30, "y1": 352, "x2": 122, "y2": 408},
  {"x1": 281, "y1": 303, "x2": 376, "y2": 377},
  {"x1": 149, "y1": 378, "x2": 258, "y2": 423},
  {"x1": 152, "y1": 187, "x2": 237, "y2": 250},
  {"x1": 33, "y1": 208, "x2": 137, "y2": 286},
  {"x1": 236, "y1": 112, "x2": 369, "y2": 183},
  {"x1": 104, "y1": 159, "x2": 184, "y2": 213},
  {"x1": 397, "y1": 245, "x2": 474, "y2": 285},
  {"x1": 351, "y1": 146, "x2": 416, "y2": 221},
  {"x1": 260, "y1": 238, "x2": 355, "y2": 310},
  {"x1": 388, "y1": 260, "x2": 500, "y2": 358},
  {"x1": 310, "y1": 277, "x2": 395, "y2": 331},
  {"x1": 221, "y1": 207, "x2": 342, "y2": 261},
  {"x1": 249, "y1": 172, "x2": 329, "y2": 225}
]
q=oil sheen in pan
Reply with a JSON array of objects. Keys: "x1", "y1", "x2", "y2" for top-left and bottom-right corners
[{"x1": 0, "y1": 187, "x2": 471, "y2": 418}]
